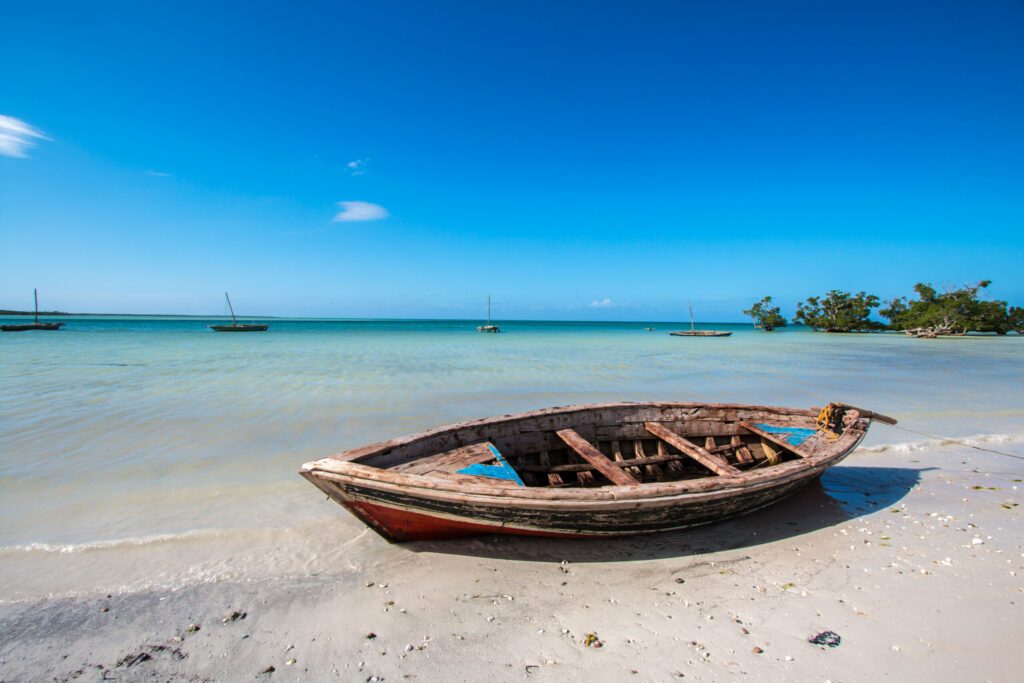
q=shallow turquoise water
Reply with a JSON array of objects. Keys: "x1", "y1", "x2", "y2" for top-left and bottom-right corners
[{"x1": 2, "y1": 318, "x2": 1022, "y2": 599}]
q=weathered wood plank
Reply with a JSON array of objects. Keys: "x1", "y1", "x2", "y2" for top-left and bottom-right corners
[
  {"x1": 423, "y1": 471, "x2": 520, "y2": 487},
  {"x1": 731, "y1": 435, "x2": 754, "y2": 464},
  {"x1": 644, "y1": 422, "x2": 741, "y2": 477},
  {"x1": 393, "y1": 441, "x2": 498, "y2": 474},
  {"x1": 634, "y1": 439, "x2": 665, "y2": 480},
  {"x1": 538, "y1": 450, "x2": 563, "y2": 486},
  {"x1": 556, "y1": 429, "x2": 639, "y2": 486},
  {"x1": 738, "y1": 422, "x2": 811, "y2": 459},
  {"x1": 518, "y1": 452, "x2": 697, "y2": 474}
]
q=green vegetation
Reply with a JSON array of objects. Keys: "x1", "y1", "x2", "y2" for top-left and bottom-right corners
[
  {"x1": 881, "y1": 280, "x2": 1020, "y2": 337},
  {"x1": 1010, "y1": 307, "x2": 1024, "y2": 334},
  {"x1": 751, "y1": 280, "x2": 1020, "y2": 337},
  {"x1": 794, "y1": 290, "x2": 883, "y2": 332},
  {"x1": 742, "y1": 296, "x2": 787, "y2": 331}
]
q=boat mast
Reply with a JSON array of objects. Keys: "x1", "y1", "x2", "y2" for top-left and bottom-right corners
[
  {"x1": 225, "y1": 292, "x2": 238, "y2": 325},
  {"x1": 34, "y1": 289, "x2": 39, "y2": 324},
  {"x1": 487, "y1": 295, "x2": 492, "y2": 325},
  {"x1": 688, "y1": 302, "x2": 695, "y2": 334}
]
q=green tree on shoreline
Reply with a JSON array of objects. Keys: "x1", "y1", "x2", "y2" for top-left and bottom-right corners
[
  {"x1": 794, "y1": 290, "x2": 882, "y2": 332},
  {"x1": 742, "y1": 296, "x2": 787, "y2": 331},
  {"x1": 1010, "y1": 306, "x2": 1024, "y2": 334},
  {"x1": 881, "y1": 280, "x2": 1017, "y2": 337}
]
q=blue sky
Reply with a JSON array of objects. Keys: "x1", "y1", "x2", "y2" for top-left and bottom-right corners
[{"x1": 2, "y1": 1, "x2": 1022, "y2": 320}]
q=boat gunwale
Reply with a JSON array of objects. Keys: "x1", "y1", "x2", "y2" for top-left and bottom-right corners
[{"x1": 300, "y1": 402, "x2": 870, "y2": 503}]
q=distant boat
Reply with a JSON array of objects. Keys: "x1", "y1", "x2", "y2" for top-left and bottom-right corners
[
  {"x1": 1, "y1": 289, "x2": 64, "y2": 332},
  {"x1": 477, "y1": 295, "x2": 500, "y2": 333},
  {"x1": 209, "y1": 293, "x2": 269, "y2": 332},
  {"x1": 644, "y1": 327, "x2": 655, "y2": 331},
  {"x1": 669, "y1": 303, "x2": 731, "y2": 337}
]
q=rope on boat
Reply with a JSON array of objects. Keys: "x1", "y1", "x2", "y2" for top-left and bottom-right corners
[
  {"x1": 815, "y1": 404, "x2": 841, "y2": 442},
  {"x1": 878, "y1": 423, "x2": 1024, "y2": 462}
]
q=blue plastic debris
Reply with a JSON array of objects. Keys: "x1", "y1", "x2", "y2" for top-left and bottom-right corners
[
  {"x1": 752, "y1": 423, "x2": 818, "y2": 446},
  {"x1": 457, "y1": 443, "x2": 525, "y2": 486}
]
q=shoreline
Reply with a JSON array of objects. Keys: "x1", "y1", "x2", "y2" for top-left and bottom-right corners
[{"x1": 2, "y1": 445, "x2": 1020, "y2": 682}]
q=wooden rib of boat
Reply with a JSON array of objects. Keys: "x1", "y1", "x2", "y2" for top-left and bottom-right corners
[
  {"x1": 300, "y1": 401, "x2": 895, "y2": 542},
  {"x1": 1, "y1": 289, "x2": 64, "y2": 332},
  {"x1": 209, "y1": 292, "x2": 269, "y2": 332},
  {"x1": 476, "y1": 295, "x2": 500, "y2": 333},
  {"x1": 669, "y1": 302, "x2": 731, "y2": 337}
]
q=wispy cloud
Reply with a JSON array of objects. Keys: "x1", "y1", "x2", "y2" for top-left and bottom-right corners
[
  {"x1": 589, "y1": 298, "x2": 616, "y2": 308},
  {"x1": 0, "y1": 115, "x2": 50, "y2": 158},
  {"x1": 332, "y1": 200, "x2": 389, "y2": 222},
  {"x1": 146, "y1": 170, "x2": 172, "y2": 177},
  {"x1": 346, "y1": 158, "x2": 367, "y2": 176}
]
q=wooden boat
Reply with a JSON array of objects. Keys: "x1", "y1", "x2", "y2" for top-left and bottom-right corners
[
  {"x1": 670, "y1": 330, "x2": 732, "y2": 337},
  {"x1": 476, "y1": 295, "x2": 500, "y2": 333},
  {"x1": 209, "y1": 293, "x2": 269, "y2": 332},
  {"x1": 669, "y1": 303, "x2": 731, "y2": 337},
  {"x1": 1, "y1": 289, "x2": 64, "y2": 332},
  {"x1": 300, "y1": 401, "x2": 895, "y2": 542}
]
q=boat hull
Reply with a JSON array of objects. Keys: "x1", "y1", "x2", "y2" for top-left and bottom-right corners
[
  {"x1": 313, "y1": 473, "x2": 821, "y2": 542},
  {"x1": 1, "y1": 322, "x2": 64, "y2": 332},
  {"x1": 669, "y1": 331, "x2": 732, "y2": 337},
  {"x1": 301, "y1": 401, "x2": 880, "y2": 543},
  {"x1": 209, "y1": 324, "x2": 269, "y2": 332}
]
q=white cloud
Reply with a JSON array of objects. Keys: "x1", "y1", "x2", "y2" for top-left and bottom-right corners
[
  {"x1": 0, "y1": 115, "x2": 50, "y2": 158},
  {"x1": 589, "y1": 298, "x2": 615, "y2": 308},
  {"x1": 346, "y1": 158, "x2": 367, "y2": 176},
  {"x1": 146, "y1": 170, "x2": 172, "y2": 177},
  {"x1": 332, "y1": 200, "x2": 389, "y2": 222}
]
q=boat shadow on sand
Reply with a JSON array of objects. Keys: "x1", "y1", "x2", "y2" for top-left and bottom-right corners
[{"x1": 408, "y1": 465, "x2": 930, "y2": 563}]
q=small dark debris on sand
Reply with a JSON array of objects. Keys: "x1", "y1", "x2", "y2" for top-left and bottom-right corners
[
  {"x1": 809, "y1": 631, "x2": 842, "y2": 648},
  {"x1": 117, "y1": 651, "x2": 152, "y2": 668}
]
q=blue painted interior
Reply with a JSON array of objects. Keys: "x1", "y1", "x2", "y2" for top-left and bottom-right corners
[
  {"x1": 752, "y1": 423, "x2": 817, "y2": 446},
  {"x1": 456, "y1": 443, "x2": 526, "y2": 486}
]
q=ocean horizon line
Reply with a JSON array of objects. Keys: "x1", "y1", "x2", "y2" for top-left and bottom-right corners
[{"x1": 0, "y1": 311, "x2": 763, "y2": 325}]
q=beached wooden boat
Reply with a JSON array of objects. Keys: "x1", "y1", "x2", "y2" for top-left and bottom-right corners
[
  {"x1": 476, "y1": 295, "x2": 500, "y2": 333},
  {"x1": 209, "y1": 293, "x2": 269, "y2": 332},
  {"x1": 669, "y1": 303, "x2": 730, "y2": 337},
  {"x1": 1, "y1": 289, "x2": 64, "y2": 332},
  {"x1": 300, "y1": 401, "x2": 895, "y2": 542}
]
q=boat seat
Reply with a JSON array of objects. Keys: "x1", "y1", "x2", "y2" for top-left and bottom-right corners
[{"x1": 391, "y1": 441, "x2": 503, "y2": 475}]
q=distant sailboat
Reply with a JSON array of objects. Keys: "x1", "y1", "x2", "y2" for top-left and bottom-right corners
[
  {"x1": 669, "y1": 302, "x2": 731, "y2": 337},
  {"x1": 477, "y1": 295, "x2": 500, "y2": 333},
  {"x1": 1, "y1": 289, "x2": 64, "y2": 332},
  {"x1": 209, "y1": 293, "x2": 269, "y2": 332}
]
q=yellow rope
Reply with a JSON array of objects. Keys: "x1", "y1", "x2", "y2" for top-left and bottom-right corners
[{"x1": 816, "y1": 403, "x2": 841, "y2": 442}]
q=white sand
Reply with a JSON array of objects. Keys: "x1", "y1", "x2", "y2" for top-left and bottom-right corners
[{"x1": 2, "y1": 446, "x2": 1021, "y2": 682}]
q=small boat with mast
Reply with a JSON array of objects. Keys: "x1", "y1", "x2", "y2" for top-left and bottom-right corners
[
  {"x1": 669, "y1": 302, "x2": 732, "y2": 337},
  {"x1": 1, "y1": 289, "x2": 64, "y2": 332},
  {"x1": 477, "y1": 295, "x2": 500, "y2": 333},
  {"x1": 209, "y1": 293, "x2": 269, "y2": 332}
]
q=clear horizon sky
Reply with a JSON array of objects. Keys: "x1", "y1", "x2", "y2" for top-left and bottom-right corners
[{"x1": 2, "y1": 1, "x2": 1023, "y2": 321}]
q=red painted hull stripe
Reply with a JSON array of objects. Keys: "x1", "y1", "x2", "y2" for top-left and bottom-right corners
[{"x1": 343, "y1": 500, "x2": 593, "y2": 542}]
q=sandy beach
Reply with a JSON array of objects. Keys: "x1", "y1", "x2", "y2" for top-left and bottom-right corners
[
  {"x1": 3, "y1": 441, "x2": 1020, "y2": 682},
  {"x1": 5, "y1": 0, "x2": 1024, "y2": 679}
]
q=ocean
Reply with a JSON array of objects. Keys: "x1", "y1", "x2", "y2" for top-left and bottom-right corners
[{"x1": 2, "y1": 317, "x2": 1022, "y2": 601}]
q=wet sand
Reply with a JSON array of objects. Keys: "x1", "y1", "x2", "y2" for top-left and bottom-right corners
[{"x1": 2, "y1": 445, "x2": 1021, "y2": 682}]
